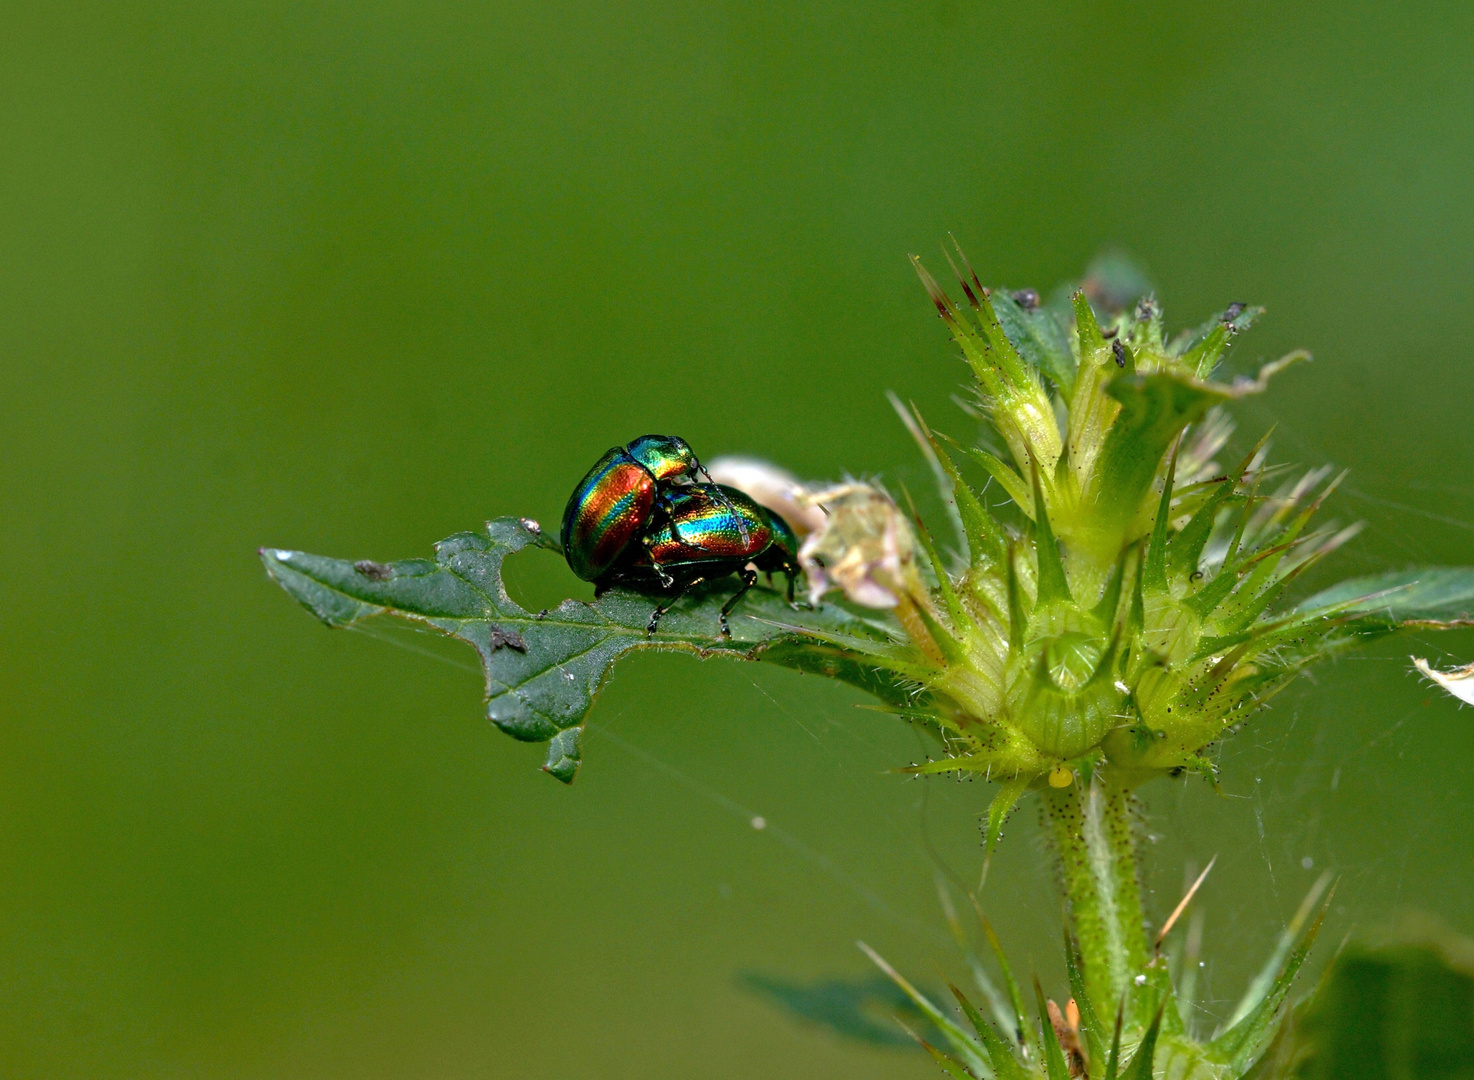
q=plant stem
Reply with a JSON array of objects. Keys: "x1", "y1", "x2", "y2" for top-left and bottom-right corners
[{"x1": 1043, "y1": 773, "x2": 1150, "y2": 1020}]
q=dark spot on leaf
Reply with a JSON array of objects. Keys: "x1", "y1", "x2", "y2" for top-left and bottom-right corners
[
  {"x1": 1222, "y1": 302, "x2": 1247, "y2": 322},
  {"x1": 1112, "y1": 340, "x2": 1128, "y2": 368},
  {"x1": 488, "y1": 626, "x2": 528, "y2": 652},
  {"x1": 1134, "y1": 296, "x2": 1160, "y2": 322},
  {"x1": 354, "y1": 560, "x2": 393, "y2": 581},
  {"x1": 1011, "y1": 288, "x2": 1040, "y2": 310}
]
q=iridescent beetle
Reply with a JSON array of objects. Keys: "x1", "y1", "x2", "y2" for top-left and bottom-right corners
[
  {"x1": 560, "y1": 434, "x2": 716, "y2": 582},
  {"x1": 597, "y1": 483, "x2": 801, "y2": 636}
]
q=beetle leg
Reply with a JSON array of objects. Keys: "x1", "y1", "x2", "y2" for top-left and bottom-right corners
[
  {"x1": 643, "y1": 536, "x2": 676, "y2": 588},
  {"x1": 718, "y1": 569, "x2": 759, "y2": 638},
  {"x1": 786, "y1": 570, "x2": 813, "y2": 610},
  {"x1": 647, "y1": 576, "x2": 707, "y2": 637}
]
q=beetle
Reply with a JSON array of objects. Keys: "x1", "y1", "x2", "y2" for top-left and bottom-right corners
[
  {"x1": 596, "y1": 483, "x2": 801, "y2": 637},
  {"x1": 561, "y1": 434, "x2": 718, "y2": 582}
]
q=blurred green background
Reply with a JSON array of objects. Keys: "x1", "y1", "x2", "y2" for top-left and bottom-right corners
[{"x1": 4, "y1": 2, "x2": 1473, "y2": 1076}]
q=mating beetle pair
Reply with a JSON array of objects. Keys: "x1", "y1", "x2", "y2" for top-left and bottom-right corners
[{"x1": 560, "y1": 435, "x2": 801, "y2": 636}]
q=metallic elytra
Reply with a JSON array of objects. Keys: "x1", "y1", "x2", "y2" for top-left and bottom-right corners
[
  {"x1": 560, "y1": 434, "x2": 704, "y2": 582},
  {"x1": 638, "y1": 484, "x2": 776, "y2": 568},
  {"x1": 599, "y1": 483, "x2": 804, "y2": 636}
]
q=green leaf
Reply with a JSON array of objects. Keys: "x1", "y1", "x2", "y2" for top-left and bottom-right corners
[
  {"x1": 262, "y1": 518, "x2": 912, "y2": 782},
  {"x1": 948, "y1": 440, "x2": 1035, "y2": 518},
  {"x1": 1238, "y1": 1010, "x2": 1300, "y2": 1080},
  {"x1": 1282, "y1": 917, "x2": 1474, "y2": 1080},
  {"x1": 1103, "y1": 1004, "x2": 1124, "y2": 1080},
  {"x1": 1167, "y1": 430, "x2": 1270, "y2": 580},
  {"x1": 1172, "y1": 303, "x2": 1264, "y2": 375},
  {"x1": 983, "y1": 773, "x2": 1033, "y2": 869},
  {"x1": 1031, "y1": 466, "x2": 1072, "y2": 604},
  {"x1": 950, "y1": 984, "x2": 1030, "y2": 1080},
  {"x1": 1034, "y1": 979, "x2": 1072, "y2": 1080},
  {"x1": 911, "y1": 419, "x2": 1006, "y2": 567},
  {"x1": 991, "y1": 288, "x2": 1077, "y2": 394},
  {"x1": 1295, "y1": 567, "x2": 1474, "y2": 627},
  {"x1": 859, "y1": 942, "x2": 991, "y2": 1078},
  {"x1": 1119, "y1": 1005, "x2": 1163, "y2": 1080},
  {"x1": 1212, "y1": 877, "x2": 1334, "y2": 1072},
  {"x1": 1141, "y1": 440, "x2": 1179, "y2": 593},
  {"x1": 1064, "y1": 931, "x2": 1108, "y2": 1070},
  {"x1": 1073, "y1": 289, "x2": 1109, "y2": 362},
  {"x1": 921, "y1": 1041, "x2": 978, "y2": 1080},
  {"x1": 978, "y1": 911, "x2": 1038, "y2": 1057},
  {"x1": 737, "y1": 971, "x2": 932, "y2": 1047},
  {"x1": 1091, "y1": 372, "x2": 1229, "y2": 540}
]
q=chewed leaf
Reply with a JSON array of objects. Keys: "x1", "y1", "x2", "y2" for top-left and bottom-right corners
[{"x1": 262, "y1": 517, "x2": 909, "y2": 782}]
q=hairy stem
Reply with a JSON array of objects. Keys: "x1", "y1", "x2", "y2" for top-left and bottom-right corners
[{"x1": 1043, "y1": 774, "x2": 1150, "y2": 1019}]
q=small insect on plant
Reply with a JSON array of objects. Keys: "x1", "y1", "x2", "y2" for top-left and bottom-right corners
[{"x1": 262, "y1": 248, "x2": 1474, "y2": 1077}]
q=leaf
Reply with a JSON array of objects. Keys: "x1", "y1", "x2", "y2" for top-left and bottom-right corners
[
  {"x1": 947, "y1": 439, "x2": 1034, "y2": 517},
  {"x1": 921, "y1": 1041, "x2": 978, "y2": 1080},
  {"x1": 1033, "y1": 979, "x2": 1072, "y2": 1080},
  {"x1": 976, "y1": 908, "x2": 1038, "y2": 1056},
  {"x1": 1090, "y1": 355, "x2": 1308, "y2": 550},
  {"x1": 909, "y1": 416, "x2": 1006, "y2": 566},
  {"x1": 950, "y1": 984, "x2": 1030, "y2": 1080},
  {"x1": 1031, "y1": 467, "x2": 1072, "y2": 604},
  {"x1": 1119, "y1": 1005, "x2": 1164, "y2": 1080},
  {"x1": 859, "y1": 942, "x2": 992, "y2": 1078},
  {"x1": 1212, "y1": 876, "x2": 1334, "y2": 1072},
  {"x1": 1103, "y1": 1004, "x2": 1124, "y2": 1080},
  {"x1": 1172, "y1": 303, "x2": 1265, "y2": 376},
  {"x1": 891, "y1": 393, "x2": 972, "y2": 560},
  {"x1": 1063, "y1": 932, "x2": 1107, "y2": 1069},
  {"x1": 983, "y1": 773, "x2": 1033, "y2": 871},
  {"x1": 1281, "y1": 916, "x2": 1474, "y2": 1080},
  {"x1": 262, "y1": 518, "x2": 912, "y2": 782},
  {"x1": 1090, "y1": 372, "x2": 1230, "y2": 541},
  {"x1": 991, "y1": 288, "x2": 1077, "y2": 394},
  {"x1": 1295, "y1": 567, "x2": 1474, "y2": 628}
]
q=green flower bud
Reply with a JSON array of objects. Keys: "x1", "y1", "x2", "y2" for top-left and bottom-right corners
[{"x1": 839, "y1": 254, "x2": 1409, "y2": 800}]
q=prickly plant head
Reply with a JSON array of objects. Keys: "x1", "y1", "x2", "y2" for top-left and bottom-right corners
[{"x1": 788, "y1": 248, "x2": 1409, "y2": 832}]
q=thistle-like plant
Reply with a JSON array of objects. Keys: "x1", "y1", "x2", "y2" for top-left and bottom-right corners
[{"x1": 262, "y1": 248, "x2": 1474, "y2": 1078}]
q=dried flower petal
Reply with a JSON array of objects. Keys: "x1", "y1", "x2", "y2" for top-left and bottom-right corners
[
  {"x1": 1414, "y1": 657, "x2": 1474, "y2": 705},
  {"x1": 797, "y1": 483, "x2": 924, "y2": 610}
]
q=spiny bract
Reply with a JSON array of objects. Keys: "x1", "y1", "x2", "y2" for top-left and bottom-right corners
[{"x1": 794, "y1": 246, "x2": 1392, "y2": 835}]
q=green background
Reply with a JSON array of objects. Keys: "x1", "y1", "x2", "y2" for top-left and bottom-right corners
[{"x1": 4, "y1": 2, "x2": 1472, "y2": 1076}]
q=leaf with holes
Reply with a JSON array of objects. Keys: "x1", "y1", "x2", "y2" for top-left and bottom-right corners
[{"x1": 261, "y1": 517, "x2": 915, "y2": 782}]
